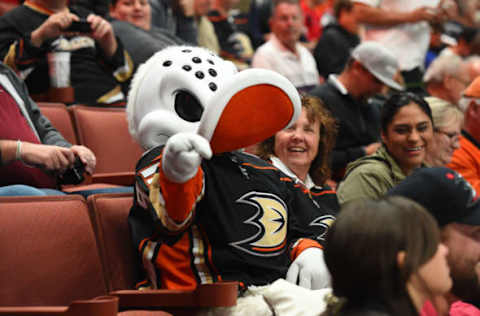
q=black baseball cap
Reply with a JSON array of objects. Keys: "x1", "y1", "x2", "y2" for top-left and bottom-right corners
[{"x1": 388, "y1": 167, "x2": 480, "y2": 227}]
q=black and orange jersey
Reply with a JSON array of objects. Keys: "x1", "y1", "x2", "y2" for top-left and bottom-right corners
[
  {"x1": 310, "y1": 185, "x2": 340, "y2": 212},
  {"x1": 129, "y1": 146, "x2": 337, "y2": 290}
]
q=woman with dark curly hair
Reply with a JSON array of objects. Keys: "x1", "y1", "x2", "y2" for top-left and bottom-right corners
[{"x1": 256, "y1": 95, "x2": 339, "y2": 210}]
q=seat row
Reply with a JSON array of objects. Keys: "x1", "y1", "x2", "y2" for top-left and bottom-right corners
[
  {"x1": 0, "y1": 193, "x2": 237, "y2": 316},
  {"x1": 38, "y1": 103, "x2": 144, "y2": 186}
]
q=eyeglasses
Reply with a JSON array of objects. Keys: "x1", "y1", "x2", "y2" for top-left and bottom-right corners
[{"x1": 435, "y1": 129, "x2": 460, "y2": 142}]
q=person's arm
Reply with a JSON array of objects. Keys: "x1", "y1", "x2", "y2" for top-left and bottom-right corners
[
  {"x1": 441, "y1": 0, "x2": 476, "y2": 27},
  {"x1": 27, "y1": 97, "x2": 96, "y2": 174},
  {"x1": 140, "y1": 134, "x2": 212, "y2": 236},
  {"x1": 6, "y1": 62, "x2": 96, "y2": 173},
  {"x1": 0, "y1": 139, "x2": 76, "y2": 172},
  {"x1": 337, "y1": 163, "x2": 393, "y2": 205},
  {"x1": 353, "y1": 2, "x2": 438, "y2": 26},
  {"x1": 87, "y1": 14, "x2": 134, "y2": 83},
  {"x1": 4, "y1": 59, "x2": 72, "y2": 148},
  {"x1": 285, "y1": 179, "x2": 337, "y2": 289},
  {"x1": 0, "y1": 11, "x2": 65, "y2": 72},
  {"x1": 30, "y1": 11, "x2": 81, "y2": 48}
]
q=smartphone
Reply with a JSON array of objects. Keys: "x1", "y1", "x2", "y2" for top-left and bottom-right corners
[
  {"x1": 59, "y1": 157, "x2": 85, "y2": 185},
  {"x1": 66, "y1": 20, "x2": 91, "y2": 33}
]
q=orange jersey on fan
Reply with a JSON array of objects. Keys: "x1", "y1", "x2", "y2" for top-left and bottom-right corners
[{"x1": 447, "y1": 132, "x2": 480, "y2": 196}]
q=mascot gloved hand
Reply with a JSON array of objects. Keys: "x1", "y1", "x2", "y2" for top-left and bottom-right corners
[
  {"x1": 162, "y1": 133, "x2": 212, "y2": 183},
  {"x1": 286, "y1": 247, "x2": 330, "y2": 290}
]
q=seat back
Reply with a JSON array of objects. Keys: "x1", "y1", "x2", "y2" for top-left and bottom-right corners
[
  {"x1": 69, "y1": 106, "x2": 144, "y2": 182},
  {"x1": 87, "y1": 193, "x2": 138, "y2": 292},
  {"x1": 0, "y1": 195, "x2": 107, "y2": 306},
  {"x1": 38, "y1": 102, "x2": 78, "y2": 145}
]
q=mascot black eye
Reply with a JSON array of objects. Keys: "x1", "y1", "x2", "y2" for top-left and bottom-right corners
[{"x1": 174, "y1": 90, "x2": 204, "y2": 122}]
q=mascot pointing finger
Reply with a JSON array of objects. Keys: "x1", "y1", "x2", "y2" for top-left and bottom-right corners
[{"x1": 127, "y1": 46, "x2": 336, "y2": 314}]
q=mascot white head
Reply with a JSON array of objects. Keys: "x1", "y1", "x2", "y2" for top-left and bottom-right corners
[{"x1": 127, "y1": 46, "x2": 301, "y2": 153}]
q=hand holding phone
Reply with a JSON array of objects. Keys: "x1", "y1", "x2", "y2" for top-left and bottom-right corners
[
  {"x1": 59, "y1": 157, "x2": 86, "y2": 185},
  {"x1": 65, "y1": 20, "x2": 91, "y2": 33}
]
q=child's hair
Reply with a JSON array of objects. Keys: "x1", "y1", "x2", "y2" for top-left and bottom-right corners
[{"x1": 323, "y1": 196, "x2": 440, "y2": 316}]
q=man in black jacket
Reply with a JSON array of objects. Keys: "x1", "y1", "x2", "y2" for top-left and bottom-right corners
[{"x1": 310, "y1": 41, "x2": 403, "y2": 181}]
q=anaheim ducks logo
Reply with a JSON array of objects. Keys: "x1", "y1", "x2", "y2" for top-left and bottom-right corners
[
  {"x1": 230, "y1": 192, "x2": 288, "y2": 257},
  {"x1": 310, "y1": 215, "x2": 336, "y2": 242}
]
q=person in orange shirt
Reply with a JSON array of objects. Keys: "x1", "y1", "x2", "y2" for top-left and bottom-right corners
[{"x1": 447, "y1": 76, "x2": 480, "y2": 195}]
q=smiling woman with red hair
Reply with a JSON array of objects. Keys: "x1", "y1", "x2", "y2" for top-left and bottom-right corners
[{"x1": 257, "y1": 95, "x2": 339, "y2": 210}]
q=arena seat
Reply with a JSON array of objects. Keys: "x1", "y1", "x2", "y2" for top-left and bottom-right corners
[
  {"x1": 36, "y1": 102, "x2": 125, "y2": 192},
  {"x1": 69, "y1": 106, "x2": 144, "y2": 186},
  {"x1": 0, "y1": 195, "x2": 173, "y2": 316},
  {"x1": 87, "y1": 193, "x2": 238, "y2": 315},
  {"x1": 38, "y1": 102, "x2": 78, "y2": 145},
  {"x1": 0, "y1": 194, "x2": 235, "y2": 315},
  {"x1": 0, "y1": 195, "x2": 107, "y2": 306}
]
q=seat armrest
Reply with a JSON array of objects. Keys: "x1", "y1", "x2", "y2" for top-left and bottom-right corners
[
  {"x1": 0, "y1": 306, "x2": 67, "y2": 315},
  {"x1": 0, "y1": 296, "x2": 118, "y2": 316},
  {"x1": 91, "y1": 172, "x2": 135, "y2": 186},
  {"x1": 110, "y1": 282, "x2": 238, "y2": 308}
]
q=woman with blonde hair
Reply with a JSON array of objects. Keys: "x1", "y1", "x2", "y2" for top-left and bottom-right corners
[{"x1": 424, "y1": 96, "x2": 463, "y2": 166}]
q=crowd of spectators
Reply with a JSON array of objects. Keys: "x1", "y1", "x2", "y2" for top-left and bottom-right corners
[
  {"x1": 1, "y1": 0, "x2": 477, "y2": 103},
  {"x1": 2, "y1": 0, "x2": 480, "y2": 315}
]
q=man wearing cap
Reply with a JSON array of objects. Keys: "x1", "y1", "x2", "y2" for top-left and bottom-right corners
[
  {"x1": 447, "y1": 76, "x2": 480, "y2": 194},
  {"x1": 389, "y1": 166, "x2": 480, "y2": 315},
  {"x1": 309, "y1": 41, "x2": 402, "y2": 182}
]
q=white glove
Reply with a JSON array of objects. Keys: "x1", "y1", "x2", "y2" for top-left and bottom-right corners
[
  {"x1": 286, "y1": 248, "x2": 331, "y2": 290},
  {"x1": 162, "y1": 133, "x2": 212, "y2": 183}
]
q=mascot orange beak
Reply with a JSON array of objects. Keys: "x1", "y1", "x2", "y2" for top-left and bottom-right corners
[{"x1": 198, "y1": 68, "x2": 301, "y2": 154}]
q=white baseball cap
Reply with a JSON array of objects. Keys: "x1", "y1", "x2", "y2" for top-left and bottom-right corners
[{"x1": 351, "y1": 41, "x2": 404, "y2": 91}]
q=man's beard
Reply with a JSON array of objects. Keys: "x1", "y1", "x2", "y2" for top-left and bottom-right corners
[{"x1": 450, "y1": 259, "x2": 480, "y2": 305}]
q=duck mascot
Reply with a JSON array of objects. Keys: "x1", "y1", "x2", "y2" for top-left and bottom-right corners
[{"x1": 126, "y1": 46, "x2": 335, "y2": 315}]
